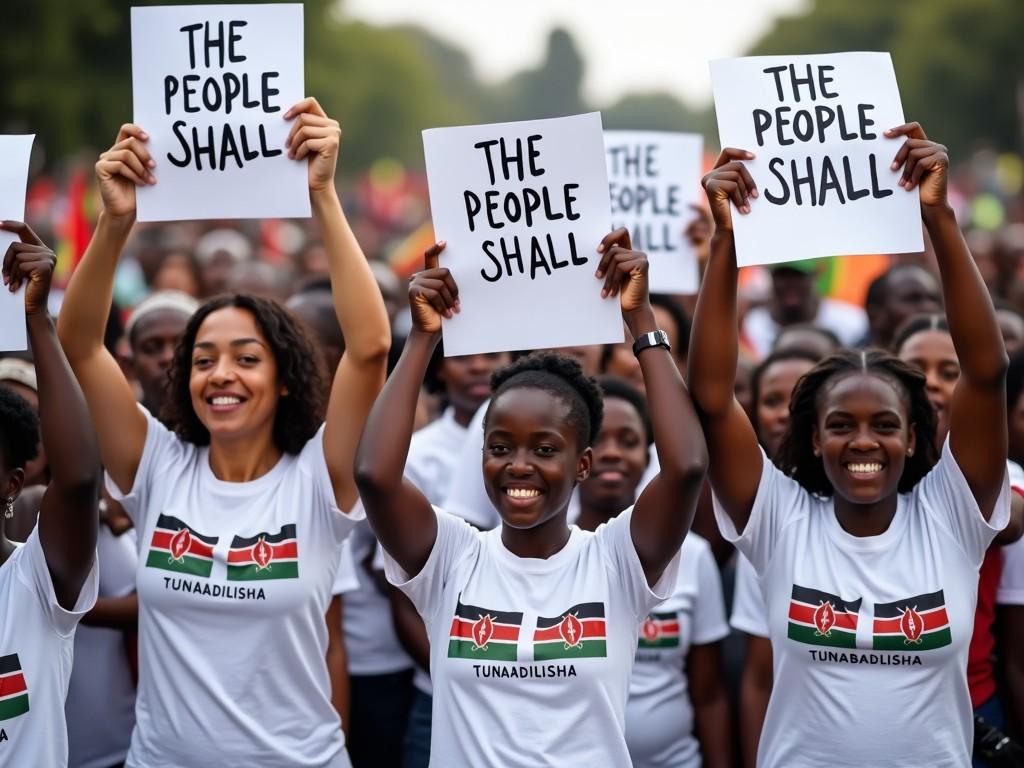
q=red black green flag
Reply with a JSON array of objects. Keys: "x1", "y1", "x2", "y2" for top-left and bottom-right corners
[
  {"x1": 638, "y1": 611, "x2": 680, "y2": 649},
  {"x1": 447, "y1": 596, "x2": 523, "y2": 661},
  {"x1": 872, "y1": 590, "x2": 951, "y2": 651},
  {"x1": 533, "y1": 602, "x2": 607, "y2": 660},
  {"x1": 146, "y1": 515, "x2": 218, "y2": 577},
  {"x1": 787, "y1": 584, "x2": 860, "y2": 648},
  {"x1": 227, "y1": 524, "x2": 299, "y2": 581},
  {"x1": 0, "y1": 654, "x2": 29, "y2": 721}
]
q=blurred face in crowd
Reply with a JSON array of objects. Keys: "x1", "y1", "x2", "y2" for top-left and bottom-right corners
[
  {"x1": 603, "y1": 343, "x2": 644, "y2": 394},
  {"x1": 773, "y1": 326, "x2": 838, "y2": 360},
  {"x1": 578, "y1": 396, "x2": 648, "y2": 517},
  {"x1": 188, "y1": 307, "x2": 283, "y2": 446},
  {"x1": 771, "y1": 268, "x2": 817, "y2": 325},
  {"x1": 286, "y1": 292, "x2": 344, "y2": 380},
  {"x1": 897, "y1": 329, "x2": 959, "y2": 444},
  {"x1": 152, "y1": 252, "x2": 202, "y2": 297},
  {"x1": 131, "y1": 308, "x2": 192, "y2": 415},
  {"x1": 872, "y1": 267, "x2": 941, "y2": 348},
  {"x1": 553, "y1": 345, "x2": 602, "y2": 377},
  {"x1": 439, "y1": 352, "x2": 511, "y2": 426},
  {"x1": 996, "y1": 308, "x2": 1024, "y2": 355},
  {"x1": 755, "y1": 358, "x2": 816, "y2": 458}
]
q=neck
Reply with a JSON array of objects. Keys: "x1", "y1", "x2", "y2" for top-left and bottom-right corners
[
  {"x1": 452, "y1": 405, "x2": 475, "y2": 429},
  {"x1": 207, "y1": 430, "x2": 282, "y2": 482},
  {"x1": 500, "y1": 511, "x2": 572, "y2": 559},
  {"x1": 575, "y1": 500, "x2": 622, "y2": 533},
  {"x1": 833, "y1": 492, "x2": 899, "y2": 537},
  {"x1": 0, "y1": 524, "x2": 14, "y2": 568}
]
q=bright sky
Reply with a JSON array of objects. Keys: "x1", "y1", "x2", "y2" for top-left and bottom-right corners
[{"x1": 342, "y1": 0, "x2": 807, "y2": 108}]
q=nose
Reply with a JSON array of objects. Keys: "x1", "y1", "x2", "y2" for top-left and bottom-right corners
[
  {"x1": 467, "y1": 354, "x2": 491, "y2": 374},
  {"x1": 850, "y1": 423, "x2": 879, "y2": 451},
  {"x1": 208, "y1": 357, "x2": 237, "y2": 385},
  {"x1": 507, "y1": 448, "x2": 534, "y2": 476},
  {"x1": 157, "y1": 341, "x2": 176, "y2": 370}
]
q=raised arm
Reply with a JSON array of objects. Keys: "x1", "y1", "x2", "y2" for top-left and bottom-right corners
[
  {"x1": 888, "y1": 123, "x2": 1008, "y2": 517},
  {"x1": 686, "y1": 150, "x2": 764, "y2": 530},
  {"x1": 3, "y1": 222, "x2": 101, "y2": 609},
  {"x1": 355, "y1": 243, "x2": 457, "y2": 575},
  {"x1": 595, "y1": 228, "x2": 707, "y2": 585},
  {"x1": 56, "y1": 125, "x2": 152, "y2": 493},
  {"x1": 285, "y1": 98, "x2": 392, "y2": 512}
]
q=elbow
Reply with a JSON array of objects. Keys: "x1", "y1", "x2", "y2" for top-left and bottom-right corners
[
  {"x1": 353, "y1": 449, "x2": 397, "y2": 502},
  {"x1": 347, "y1": 331, "x2": 392, "y2": 368},
  {"x1": 668, "y1": 449, "x2": 710, "y2": 496}
]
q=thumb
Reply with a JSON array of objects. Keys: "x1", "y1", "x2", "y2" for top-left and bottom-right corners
[{"x1": 424, "y1": 241, "x2": 446, "y2": 271}]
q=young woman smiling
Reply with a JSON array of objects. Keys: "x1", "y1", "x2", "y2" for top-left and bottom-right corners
[
  {"x1": 57, "y1": 98, "x2": 390, "y2": 768},
  {"x1": 689, "y1": 124, "x2": 1010, "y2": 768},
  {"x1": 355, "y1": 230, "x2": 707, "y2": 766}
]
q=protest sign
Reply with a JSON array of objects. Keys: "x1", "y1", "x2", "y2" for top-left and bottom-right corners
[
  {"x1": 0, "y1": 135, "x2": 36, "y2": 352},
  {"x1": 710, "y1": 52, "x2": 923, "y2": 267},
  {"x1": 422, "y1": 112, "x2": 623, "y2": 356},
  {"x1": 605, "y1": 130, "x2": 702, "y2": 293},
  {"x1": 131, "y1": 3, "x2": 308, "y2": 222}
]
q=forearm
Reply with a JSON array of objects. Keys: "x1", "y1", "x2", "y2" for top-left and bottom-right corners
[
  {"x1": 56, "y1": 211, "x2": 133, "y2": 360},
  {"x1": 312, "y1": 188, "x2": 391, "y2": 363},
  {"x1": 81, "y1": 593, "x2": 138, "y2": 629},
  {"x1": 389, "y1": 588, "x2": 431, "y2": 670},
  {"x1": 925, "y1": 205, "x2": 1006, "y2": 382},
  {"x1": 687, "y1": 231, "x2": 740, "y2": 414},
  {"x1": 693, "y1": 687, "x2": 733, "y2": 768}
]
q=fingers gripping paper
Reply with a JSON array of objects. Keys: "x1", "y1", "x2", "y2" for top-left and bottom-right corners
[
  {"x1": 605, "y1": 131, "x2": 703, "y2": 294},
  {"x1": 710, "y1": 52, "x2": 924, "y2": 267},
  {"x1": 0, "y1": 135, "x2": 36, "y2": 353},
  {"x1": 131, "y1": 4, "x2": 309, "y2": 222},
  {"x1": 422, "y1": 113, "x2": 623, "y2": 356}
]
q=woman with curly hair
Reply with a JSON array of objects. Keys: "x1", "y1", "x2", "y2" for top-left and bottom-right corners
[
  {"x1": 689, "y1": 124, "x2": 1010, "y2": 768},
  {"x1": 56, "y1": 98, "x2": 390, "y2": 768},
  {"x1": 355, "y1": 230, "x2": 707, "y2": 765},
  {"x1": 0, "y1": 222, "x2": 101, "y2": 767}
]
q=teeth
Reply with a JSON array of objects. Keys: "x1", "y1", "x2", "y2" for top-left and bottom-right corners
[
  {"x1": 506, "y1": 488, "x2": 540, "y2": 499},
  {"x1": 847, "y1": 462, "x2": 883, "y2": 474},
  {"x1": 211, "y1": 396, "x2": 242, "y2": 406}
]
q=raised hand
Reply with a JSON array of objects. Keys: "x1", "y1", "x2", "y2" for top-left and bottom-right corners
[
  {"x1": 885, "y1": 122, "x2": 949, "y2": 209},
  {"x1": 95, "y1": 124, "x2": 156, "y2": 219},
  {"x1": 409, "y1": 241, "x2": 460, "y2": 334},
  {"x1": 700, "y1": 148, "x2": 758, "y2": 231},
  {"x1": 1, "y1": 221, "x2": 56, "y2": 316},
  {"x1": 285, "y1": 97, "x2": 342, "y2": 194},
  {"x1": 595, "y1": 227, "x2": 650, "y2": 316}
]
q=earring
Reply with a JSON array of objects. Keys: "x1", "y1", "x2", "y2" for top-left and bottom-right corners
[{"x1": 3, "y1": 498, "x2": 12, "y2": 519}]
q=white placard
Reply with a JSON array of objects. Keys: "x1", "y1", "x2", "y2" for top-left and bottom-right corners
[
  {"x1": 423, "y1": 113, "x2": 623, "y2": 356},
  {"x1": 131, "y1": 4, "x2": 309, "y2": 222},
  {"x1": 710, "y1": 52, "x2": 923, "y2": 267},
  {"x1": 0, "y1": 135, "x2": 35, "y2": 353},
  {"x1": 605, "y1": 130, "x2": 703, "y2": 294}
]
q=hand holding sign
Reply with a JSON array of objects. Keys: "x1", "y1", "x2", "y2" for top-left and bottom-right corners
[
  {"x1": 284, "y1": 97, "x2": 342, "y2": 194},
  {"x1": 1, "y1": 221, "x2": 56, "y2": 317},
  {"x1": 96, "y1": 124, "x2": 156, "y2": 219},
  {"x1": 886, "y1": 122, "x2": 949, "y2": 207},
  {"x1": 410, "y1": 242, "x2": 461, "y2": 334},
  {"x1": 596, "y1": 228, "x2": 650, "y2": 312},
  {"x1": 700, "y1": 149, "x2": 758, "y2": 231}
]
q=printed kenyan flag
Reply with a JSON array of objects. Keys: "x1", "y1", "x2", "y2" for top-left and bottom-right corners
[
  {"x1": 533, "y1": 602, "x2": 607, "y2": 661},
  {"x1": 0, "y1": 654, "x2": 29, "y2": 721},
  {"x1": 146, "y1": 515, "x2": 218, "y2": 577},
  {"x1": 638, "y1": 611, "x2": 680, "y2": 649},
  {"x1": 448, "y1": 596, "x2": 523, "y2": 662},
  {"x1": 787, "y1": 584, "x2": 861, "y2": 648},
  {"x1": 227, "y1": 524, "x2": 299, "y2": 581},
  {"x1": 872, "y1": 590, "x2": 952, "y2": 651}
]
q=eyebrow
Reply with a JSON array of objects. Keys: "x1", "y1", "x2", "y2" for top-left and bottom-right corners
[
  {"x1": 486, "y1": 428, "x2": 567, "y2": 440},
  {"x1": 826, "y1": 409, "x2": 903, "y2": 419},
  {"x1": 193, "y1": 338, "x2": 267, "y2": 350}
]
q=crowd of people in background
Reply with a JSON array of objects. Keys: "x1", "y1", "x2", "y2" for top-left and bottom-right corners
[{"x1": 2, "y1": 106, "x2": 1024, "y2": 768}]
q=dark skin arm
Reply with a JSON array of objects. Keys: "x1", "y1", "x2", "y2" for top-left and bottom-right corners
[
  {"x1": 3, "y1": 221, "x2": 100, "y2": 610},
  {"x1": 1000, "y1": 605, "x2": 1024, "y2": 736},
  {"x1": 686, "y1": 151, "x2": 764, "y2": 531},
  {"x1": 687, "y1": 641, "x2": 732, "y2": 768},
  {"x1": 325, "y1": 595, "x2": 350, "y2": 735},
  {"x1": 886, "y1": 123, "x2": 1008, "y2": 518},
  {"x1": 738, "y1": 634, "x2": 773, "y2": 768},
  {"x1": 81, "y1": 593, "x2": 138, "y2": 630},
  {"x1": 387, "y1": 586, "x2": 431, "y2": 671},
  {"x1": 596, "y1": 229, "x2": 708, "y2": 586},
  {"x1": 995, "y1": 494, "x2": 1024, "y2": 544}
]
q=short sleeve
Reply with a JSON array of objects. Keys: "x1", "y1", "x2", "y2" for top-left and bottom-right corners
[
  {"x1": 596, "y1": 506, "x2": 681, "y2": 619},
  {"x1": 104, "y1": 406, "x2": 192, "y2": 528},
  {"x1": 915, "y1": 437, "x2": 1010, "y2": 567},
  {"x1": 712, "y1": 448, "x2": 807, "y2": 573},
  {"x1": 15, "y1": 529, "x2": 98, "y2": 637},
  {"x1": 332, "y1": 538, "x2": 360, "y2": 596},
  {"x1": 382, "y1": 507, "x2": 480, "y2": 622},
  {"x1": 998, "y1": 535, "x2": 1024, "y2": 606},
  {"x1": 730, "y1": 554, "x2": 770, "y2": 638},
  {"x1": 297, "y1": 425, "x2": 366, "y2": 535},
  {"x1": 690, "y1": 540, "x2": 730, "y2": 645},
  {"x1": 441, "y1": 404, "x2": 500, "y2": 530}
]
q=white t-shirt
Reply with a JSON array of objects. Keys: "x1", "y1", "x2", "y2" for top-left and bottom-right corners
[
  {"x1": 730, "y1": 554, "x2": 769, "y2": 638},
  {"x1": 714, "y1": 439, "x2": 1009, "y2": 768},
  {"x1": 66, "y1": 526, "x2": 138, "y2": 768},
  {"x1": 383, "y1": 505, "x2": 680, "y2": 767},
  {"x1": 0, "y1": 529, "x2": 98, "y2": 768},
  {"x1": 332, "y1": 538, "x2": 359, "y2": 596},
  {"x1": 107, "y1": 408, "x2": 359, "y2": 768},
  {"x1": 997, "y1": 463, "x2": 1024, "y2": 607},
  {"x1": 625, "y1": 533, "x2": 729, "y2": 768},
  {"x1": 742, "y1": 298, "x2": 867, "y2": 358}
]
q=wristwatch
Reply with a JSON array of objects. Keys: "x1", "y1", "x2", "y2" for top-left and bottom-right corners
[{"x1": 632, "y1": 330, "x2": 671, "y2": 357}]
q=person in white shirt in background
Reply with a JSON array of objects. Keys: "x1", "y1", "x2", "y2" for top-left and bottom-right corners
[
  {"x1": 356, "y1": 231, "x2": 708, "y2": 766},
  {"x1": 0, "y1": 221, "x2": 101, "y2": 767},
  {"x1": 575, "y1": 375, "x2": 731, "y2": 768},
  {"x1": 691, "y1": 127, "x2": 1011, "y2": 768}
]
